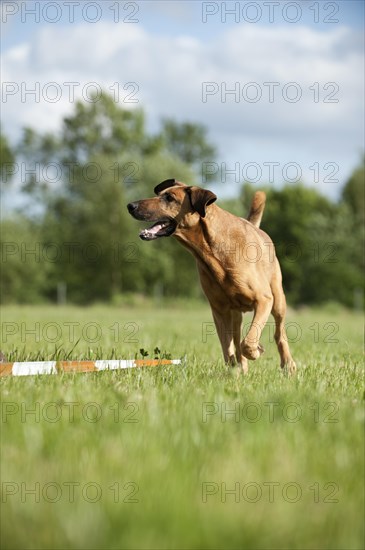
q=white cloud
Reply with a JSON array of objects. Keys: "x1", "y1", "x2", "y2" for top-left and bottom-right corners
[{"x1": 1, "y1": 21, "x2": 363, "y2": 196}]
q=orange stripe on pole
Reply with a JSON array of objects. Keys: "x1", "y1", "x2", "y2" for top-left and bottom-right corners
[
  {"x1": 0, "y1": 363, "x2": 13, "y2": 376},
  {"x1": 133, "y1": 359, "x2": 176, "y2": 367},
  {"x1": 57, "y1": 361, "x2": 97, "y2": 373}
]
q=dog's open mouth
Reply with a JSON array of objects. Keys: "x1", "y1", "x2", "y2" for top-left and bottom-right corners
[{"x1": 139, "y1": 219, "x2": 177, "y2": 241}]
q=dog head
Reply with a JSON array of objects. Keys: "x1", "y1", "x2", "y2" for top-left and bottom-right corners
[{"x1": 127, "y1": 179, "x2": 217, "y2": 240}]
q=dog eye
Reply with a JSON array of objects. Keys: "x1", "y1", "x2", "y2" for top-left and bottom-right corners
[{"x1": 164, "y1": 193, "x2": 175, "y2": 203}]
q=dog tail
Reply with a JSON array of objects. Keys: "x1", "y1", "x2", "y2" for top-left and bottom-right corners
[{"x1": 247, "y1": 191, "x2": 266, "y2": 227}]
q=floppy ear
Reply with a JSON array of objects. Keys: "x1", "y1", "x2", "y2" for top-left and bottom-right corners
[
  {"x1": 154, "y1": 179, "x2": 186, "y2": 195},
  {"x1": 188, "y1": 187, "x2": 217, "y2": 218}
]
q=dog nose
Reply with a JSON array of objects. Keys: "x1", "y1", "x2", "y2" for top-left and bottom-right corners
[{"x1": 127, "y1": 202, "x2": 138, "y2": 213}]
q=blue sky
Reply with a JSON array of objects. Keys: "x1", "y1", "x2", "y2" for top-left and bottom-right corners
[{"x1": 1, "y1": 1, "x2": 364, "y2": 199}]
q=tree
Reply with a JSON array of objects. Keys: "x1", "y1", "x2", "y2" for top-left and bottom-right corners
[
  {"x1": 0, "y1": 217, "x2": 49, "y2": 304},
  {"x1": 241, "y1": 181, "x2": 364, "y2": 307},
  {"x1": 0, "y1": 130, "x2": 15, "y2": 185},
  {"x1": 341, "y1": 158, "x2": 365, "y2": 226},
  {"x1": 8, "y1": 94, "x2": 201, "y2": 303},
  {"x1": 339, "y1": 159, "x2": 365, "y2": 308},
  {"x1": 62, "y1": 96, "x2": 149, "y2": 162},
  {"x1": 160, "y1": 119, "x2": 217, "y2": 182}
]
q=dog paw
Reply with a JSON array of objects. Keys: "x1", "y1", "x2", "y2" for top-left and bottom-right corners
[
  {"x1": 257, "y1": 343, "x2": 265, "y2": 355},
  {"x1": 240, "y1": 356, "x2": 249, "y2": 374},
  {"x1": 281, "y1": 359, "x2": 297, "y2": 376},
  {"x1": 241, "y1": 341, "x2": 264, "y2": 361}
]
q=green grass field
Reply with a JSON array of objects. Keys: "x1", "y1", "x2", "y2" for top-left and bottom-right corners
[{"x1": 1, "y1": 303, "x2": 364, "y2": 550}]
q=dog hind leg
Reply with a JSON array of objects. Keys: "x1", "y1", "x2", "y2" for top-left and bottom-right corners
[{"x1": 271, "y1": 286, "x2": 296, "y2": 375}]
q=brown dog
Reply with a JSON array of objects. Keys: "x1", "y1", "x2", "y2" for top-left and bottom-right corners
[{"x1": 127, "y1": 179, "x2": 296, "y2": 374}]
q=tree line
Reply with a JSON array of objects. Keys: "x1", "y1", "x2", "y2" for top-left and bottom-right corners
[{"x1": 1, "y1": 94, "x2": 363, "y2": 308}]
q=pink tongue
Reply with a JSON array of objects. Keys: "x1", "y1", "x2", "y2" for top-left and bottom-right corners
[
  {"x1": 148, "y1": 223, "x2": 164, "y2": 235},
  {"x1": 140, "y1": 223, "x2": 164, "y2": 238}
]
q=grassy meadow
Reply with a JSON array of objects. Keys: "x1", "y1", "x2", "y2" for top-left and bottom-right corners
[{"x1": 1, "y1": 302, "x2": 364, "y2": 549}]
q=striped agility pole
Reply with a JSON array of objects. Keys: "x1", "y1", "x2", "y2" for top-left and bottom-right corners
[{"x1": 0, "y1": 359, "x2": 181, "y2": 377}]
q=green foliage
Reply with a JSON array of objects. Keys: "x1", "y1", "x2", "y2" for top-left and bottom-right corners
[
  {"x1": 62, "y1": 96, "x2": 148, "y2": 161},
  {"x1": 242, "y1": 180, "x2": 364, "y2": 308},
  {"x1": 0, "y1": 217, "x2": 49, "y2": 303},
  {"x1": 341, "y1": 159, "x2": 365, "y2": 225},
  {"x1": 41, "y1": 158, "x2": 129, "y2": 303},
  {"x1": 0, "y1": 129, "x2": 15, "y2": 184},
  {"x1": 5, "y1": 95, "x2": 202, "y2": 303},
  {"x1": 161, "y1": 118, "x2": 217, "y2": 167}
]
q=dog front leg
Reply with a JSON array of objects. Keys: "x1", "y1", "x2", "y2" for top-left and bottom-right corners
[
  {"x1": 241, "y1": 296, "x2": 273, "y2": 361},
  {"x1": 211, "y1": 308, "x2": 237, "y2": 366},
  {"x1": 231, "y1": 309, "x2": 248, "y2": 373}
]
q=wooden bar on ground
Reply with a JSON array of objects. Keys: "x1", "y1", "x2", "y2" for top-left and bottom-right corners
[{"x1": 0, "y1": 359, "x2": 181, "y2": 377}]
